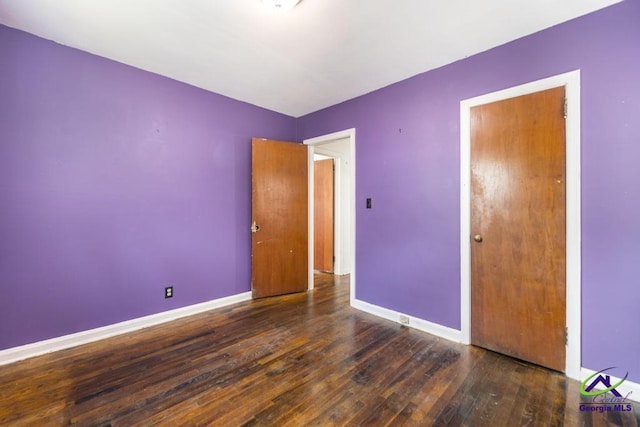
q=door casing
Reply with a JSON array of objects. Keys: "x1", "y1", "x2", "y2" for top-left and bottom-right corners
[
  {"x1": 304, "y1": 129, "x2": 356, "y2": 302},
  {"x1": 460, "y1": 70, "x2": 581, "y2": 379}
]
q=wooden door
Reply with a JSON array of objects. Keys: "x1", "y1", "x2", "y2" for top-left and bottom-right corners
[
  {"x1": 251, "y1": 138, "x2": 308, "y2": 298},
  {"x1": 314, "y1": 158, "x2": 335, "y2": 273},
  {"x1": 470, "y1": 87, "x2": 566, "y2": 372}
]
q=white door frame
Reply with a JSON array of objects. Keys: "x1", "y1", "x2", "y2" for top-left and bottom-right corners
[
  {"x1": 304, "y1": 128, "x2": 356, "y2": 303},
  {"x1": 460, "y1": 70, "x2": 581, "y2": 379}
]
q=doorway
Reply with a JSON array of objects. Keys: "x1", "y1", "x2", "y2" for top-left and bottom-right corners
[
  {"x1": 460, "y1": 71, "x2": 582, "y2": 378},
  {"x1": 304, "y1": 129, "x2": 356, "y2": 302}
]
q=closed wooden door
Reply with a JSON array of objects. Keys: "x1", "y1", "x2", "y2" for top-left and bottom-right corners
[
  {"x1": 314, "y1": 159, "x2": 334, "y2": 273},
  {"x1": 470, "y1": 87, "x2": 566, "y2": 372},
  {"x1": 251, "y1": 138, "x2": 308, "y2": 298}
]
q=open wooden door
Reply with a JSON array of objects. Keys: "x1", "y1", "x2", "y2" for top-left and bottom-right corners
[
  {"x1": 470, "y1": 87, "x2": 566, "y2": 372},
  {"x1": 251, "y1": 138, "x2": 308, "y2": 298},
  {"x1": 314, "y1": 158, "x2": 334, "y2": 273}
]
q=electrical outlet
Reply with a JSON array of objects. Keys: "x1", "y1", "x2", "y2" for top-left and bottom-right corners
[
  {"x1": 165, "y1": 286, "x2": 173, "y2": 299},
  {"x1": 399, "y1": 315, "x2": 410, "y2": 325}
]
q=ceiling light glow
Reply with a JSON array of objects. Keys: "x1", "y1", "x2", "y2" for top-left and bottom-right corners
[{"x1": 262, "y1": 0, "x2": 301, "y2": 12}]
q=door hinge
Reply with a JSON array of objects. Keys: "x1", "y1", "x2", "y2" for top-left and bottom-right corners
[
  {"x1": 563, "y1": 98, "x2": 568, "y2": 119},
  {"x1": 565, "y1": 327, "x2": 568, "y2": 346}
]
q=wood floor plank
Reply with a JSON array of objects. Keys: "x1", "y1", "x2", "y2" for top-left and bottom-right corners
[{"x1": 1, "y1": 273, "x2": 638, "y2": 426}]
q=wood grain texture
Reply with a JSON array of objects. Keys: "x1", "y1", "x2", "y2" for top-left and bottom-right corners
[
  {"x1": 314, "y1": 158, "x2": 334, "y2": 273},
  {"x1": 471, "y1": 87, "x2": 567, "y2": 372},
  {"x1": 1, "y1": 274, "x2": 638, "y2": 426},
  {"x1": 251, "y1": 138, "x2": 308, "y2": 298}
]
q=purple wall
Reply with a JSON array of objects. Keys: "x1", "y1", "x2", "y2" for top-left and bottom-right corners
[
  {"x1": 298, "y1": 1, "x2": 640, "y2": 381},
  {"x1": 0, "y1": 25, "x2": 295, "y2": 350}
]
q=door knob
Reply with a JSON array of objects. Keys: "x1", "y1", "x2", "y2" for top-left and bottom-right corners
[
  {"x1": 251, "y1": 221, "x2": 261, "y2": 233},
  {"x1": 473, "y1": 234, "x2": 483, "y2": 243}
]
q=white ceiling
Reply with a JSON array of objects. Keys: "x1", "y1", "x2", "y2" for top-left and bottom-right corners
[{"x1": 0, "y1": 0, "x2": 620, "y2": 117}]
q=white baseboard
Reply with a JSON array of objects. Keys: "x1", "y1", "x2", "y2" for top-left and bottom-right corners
[
  {"x1": 351, "y1": 299, "x2": 463, "y2": 343},
  {"x1": 581, "y1": 368, "x2": 640, "y2": 402},
  {"x1": 0, "y1": 291, "x2": 252, "y2": 366},
  {"x1": 351, "y1": 300, "x2": 640, "y2": 399}
]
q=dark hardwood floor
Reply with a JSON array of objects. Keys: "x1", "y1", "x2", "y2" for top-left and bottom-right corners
[{"x1": 0, "y1": 274, "x2": 638, "y2": 426}]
